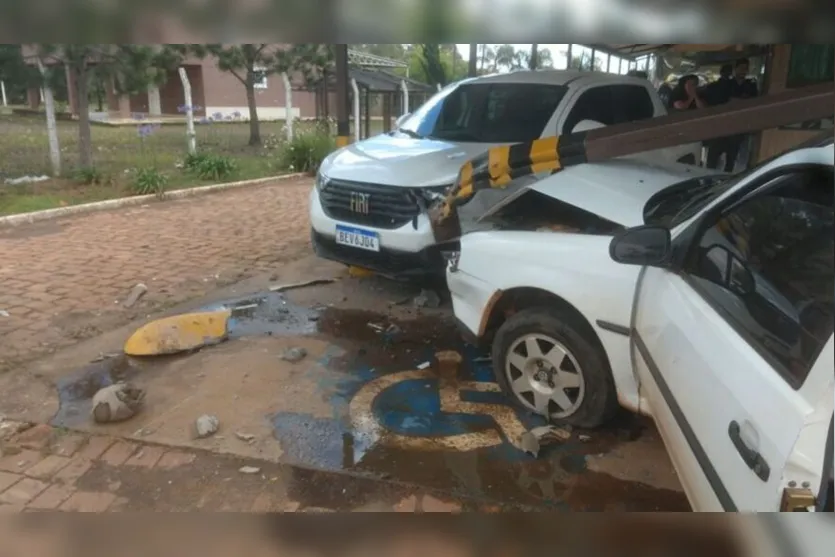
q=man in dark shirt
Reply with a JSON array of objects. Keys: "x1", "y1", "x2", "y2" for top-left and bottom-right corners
[{"x1": 706, "y1": 58, "x2": 759, "y2": 172}]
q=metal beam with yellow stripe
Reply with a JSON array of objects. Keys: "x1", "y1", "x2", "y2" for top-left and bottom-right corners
[{"x1": 429, "y1": 81, "x2": 834, "y2": 242}]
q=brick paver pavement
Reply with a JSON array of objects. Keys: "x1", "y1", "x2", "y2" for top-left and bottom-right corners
[
  {"x1": 0, "y1": 423, "x2": 492, "y2": 513},
  {"x1": 0, "y1": 178, "x2": 313, "y2": 372}
]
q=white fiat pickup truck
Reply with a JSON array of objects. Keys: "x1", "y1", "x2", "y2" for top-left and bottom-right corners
[{"x1": 310, "y1": 70, "x2": 701, "y2": 278}]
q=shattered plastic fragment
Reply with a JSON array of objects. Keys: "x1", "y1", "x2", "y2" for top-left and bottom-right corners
[{"x1": 518, "y1": 425, "x2": 572, "y2": 458}]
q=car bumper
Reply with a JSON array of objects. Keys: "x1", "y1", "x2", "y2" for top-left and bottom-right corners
[
  {"x1": 309, "y1": 187, "x2": 454, "y2": 278},
  {"x1": 311, "y1": 229, "x2": 450, "y2": 279}
]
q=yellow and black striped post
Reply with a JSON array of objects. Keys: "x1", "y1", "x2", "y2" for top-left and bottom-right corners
[
  {"x1": 437, "y1": 132, "x2": 590, "y2": 219},
  {"x1": 334, "y1": 44, "x2": 351, "y2": 148}
]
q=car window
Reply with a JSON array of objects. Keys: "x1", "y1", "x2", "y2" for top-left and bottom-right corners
[
  {"x1": 684, "y1": 166, "x2": 835, "y2": 388},
  {"x1": 563, "y1": 84, "x2": 656, "y2": 133},
  {"x1": 406, "y1": 83, "x2": 567, "y2": 143}
]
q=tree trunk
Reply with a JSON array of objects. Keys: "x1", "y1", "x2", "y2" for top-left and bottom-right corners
[
  {"x1": 245, "y1": 79, "x2": 260, "y2": 145},
  {"x1": 468, "y1": 44, "x2": 478, "y2": 77},
  {"x1": 37, "y1": 58, "x2": 61, "y2": 177},
  {"x1": 75, "y1": 65, "x2": 93, "y2": 168},
  {"x1": 529, "y1": 44, "x2": 539, "y2": 70}
]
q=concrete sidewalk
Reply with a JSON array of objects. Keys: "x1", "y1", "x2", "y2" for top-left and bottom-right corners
[{"x1": 0, "y1": 424, "x2": 508, "y2": 512}]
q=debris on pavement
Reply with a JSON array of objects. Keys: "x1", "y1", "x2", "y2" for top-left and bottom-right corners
[
  {"x1": 367, "y1": 322, "x2": 385, "y2": 332},
  {"x1": 0, "y1": 310, "x2": 9, "y2": 318},
  {"x1": 195, "y1": 414, "x2": 220, "y2": 438},
  {"x1": 416, "y1": 361, "x2": 431, "y2": 370},
  {"x1": 124, "y1": 310, "x2": 231, "y2": 356},
  {"x1": 235, "y1": 432, "x2": 255, "y2": 443},
  {"x1": 280, "y1": 346, "x2": 307, "y2": 362},
  {"x1": 91, "y1": 351, "x2": 122, "y2": 363},
  {"x1": 4, "y1": 174, "x2": 50, "y2": 185},
  {"x1": 123, "y1": 283, "x2": 148, "y2": 308},
  {"x1": 268, "y1": 278, "x2": 335, "y2": 293},
  {"x1": 238, "y1": 466, "x2": 261, "y2": 474},
  {"x1": 413, "y1": 289, "x2": 441, "y2": 309},
  {"x1": 518, "y1": 425, "x2": 572, "y2": 458},
  {"x1": 91, "y1": 382, "x2": 146, "y2": 424},
  {"x1": 579, "y1": 434, "x2": 592, "y2": 442}
]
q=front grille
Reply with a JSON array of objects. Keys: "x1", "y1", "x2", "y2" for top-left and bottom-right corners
[{"x1": 319, "y1": 179, "x2": 421, "y2": 229}]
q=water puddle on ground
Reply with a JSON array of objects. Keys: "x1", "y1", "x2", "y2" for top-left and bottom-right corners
[{"x1": 51, "y1": 292, "x2": 689, "y2": 511}]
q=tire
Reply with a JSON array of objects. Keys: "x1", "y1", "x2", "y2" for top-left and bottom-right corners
[{"x1": 491, "y1": 308, "x2": 618, "y2": 428}]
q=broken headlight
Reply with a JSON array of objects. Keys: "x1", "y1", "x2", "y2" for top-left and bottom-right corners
[{"x1": 314, "y1": 172, "x2": 328, "y2": 192}]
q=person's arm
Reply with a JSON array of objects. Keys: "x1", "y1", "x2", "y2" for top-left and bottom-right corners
[
  {"x1": 693, "y1": 94, "x2": 707, "y2": 109},
  {"x1": 673, "y1": 99, "x2": 690, "y2": 110}
]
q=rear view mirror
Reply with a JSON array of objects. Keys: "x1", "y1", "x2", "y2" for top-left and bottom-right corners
[{"x1": 609, "y1": 225, "x2": 672, "y2": 267}]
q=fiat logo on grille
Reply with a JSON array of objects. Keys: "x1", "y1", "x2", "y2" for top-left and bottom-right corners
[{"x1": 350, "y1": 192, "x2": 370, "y2": 215}]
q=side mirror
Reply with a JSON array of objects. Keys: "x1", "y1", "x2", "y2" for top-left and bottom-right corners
[
  {"x1": 609, "y1": 225, "x2": 672, "y2": 267},
  {"x1": 572, "y1": 119, "x2": 606, "y2": 133},
  {"x1": 395, "y1": 113, "x2": 411, "y2": 128}
]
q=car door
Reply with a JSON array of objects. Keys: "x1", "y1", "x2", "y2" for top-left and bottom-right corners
[{"x1": 630, "y1": 163, "x2": 834, "y2": 511}]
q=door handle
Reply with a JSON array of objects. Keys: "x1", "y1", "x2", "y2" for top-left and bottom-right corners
[{"x1": 728, "y1": 420, "x2": 770, "y2": 482}]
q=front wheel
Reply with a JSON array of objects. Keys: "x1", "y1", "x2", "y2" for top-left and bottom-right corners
[{"x1": 491, "y1": 309, "x2": 619, "y2": 428}]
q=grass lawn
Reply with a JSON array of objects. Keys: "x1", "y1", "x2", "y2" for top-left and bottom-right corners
[{"x1": 0, "y1": 113, "x2": 360, "y2": 216}]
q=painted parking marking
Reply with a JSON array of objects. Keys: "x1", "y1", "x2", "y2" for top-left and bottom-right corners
[{"x1": 349, "y1": 367, "x2": 530, "y2": 453}]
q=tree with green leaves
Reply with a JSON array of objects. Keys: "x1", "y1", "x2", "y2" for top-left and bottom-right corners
[
  {"x1": 28, "y1": 44, "x2": 187, "y2": 169},
  {"x1": 200, "y1": 44, "x2": 332, "y2": 146},
  {"x1": 417, "y1": 44, "x2": 447, "y2": 87}
]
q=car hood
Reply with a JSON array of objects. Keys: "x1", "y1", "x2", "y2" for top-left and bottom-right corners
[
  {"x1": 320, "y1": 133, "x2": 498, "y2": 188},
  {"x1": 474, "y1": 159, "x2": 722, "y2": 228}
]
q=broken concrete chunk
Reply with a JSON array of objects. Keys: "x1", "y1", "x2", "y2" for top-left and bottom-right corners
[
  {"x1": 235, "y1": 432, "x2": 255, "y2": 443},
  {"x1": 195, "y1": 414, "x2": 220, "y2": 438},
  {"x1": 123, "y1": 283, "x2": 148, "y2": 308},
  {"x1": 0, "y1": 310, "x2": 9, "y2": 317},
  {"x1": 518, "y1": 425, "x2": 572, "y2": 458},
  {"x1": 280, "y1": 347, "x2": 307, "y2": 363},
  {"x1": 239, "y1": 466, "x2": 261, "y2": 474},
  {"x1": 413, "y1": 289, "x2": 441, "y2": 309},
  {"x1": 91, "y1": 382, "x2": 146, "y2": 424}
]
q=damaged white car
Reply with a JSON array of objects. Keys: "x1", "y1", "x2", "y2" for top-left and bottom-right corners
[{"x1": 448, "y1": 135, "x2": 834, "y2": 511}]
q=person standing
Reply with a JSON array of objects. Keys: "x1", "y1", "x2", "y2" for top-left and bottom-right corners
[
  {"x1": 671, "y1": 74, "x2": 706, "y2": 111},
  {"x1": 706, "y1": 58, "x2": 758, "y2": 172}
]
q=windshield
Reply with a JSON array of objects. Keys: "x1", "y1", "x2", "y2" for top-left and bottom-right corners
[
  {"x1": 397, "y1": 82, "x2": 568, "y2": 143},
  {"x1": 643, "y1": 174, "x2": 736, "y2": 227}
]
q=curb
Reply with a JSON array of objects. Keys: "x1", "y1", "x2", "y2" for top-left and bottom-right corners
[{"x1": 0, "y1": 173, "x2": 308, "y2": 228}]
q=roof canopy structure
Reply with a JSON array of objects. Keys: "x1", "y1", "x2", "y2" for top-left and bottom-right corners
[{"x1": 347, "y1": 49, "x2": 408, "y2": 70}]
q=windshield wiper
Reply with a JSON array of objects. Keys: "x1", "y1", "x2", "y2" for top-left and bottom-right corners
[{"x1": 396, "y1": 128, "x2": 424, "y2": 139}]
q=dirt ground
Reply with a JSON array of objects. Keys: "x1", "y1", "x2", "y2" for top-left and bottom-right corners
[{"x1": 1, "y1": 254, "x2": 689, "y2": 512}]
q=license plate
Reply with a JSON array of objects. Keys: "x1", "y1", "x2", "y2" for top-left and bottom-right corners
[{"x1": 335, "y1": 224, "x2": 380, "y2": 252}]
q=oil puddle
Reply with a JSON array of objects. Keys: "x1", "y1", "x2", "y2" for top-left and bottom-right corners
[{"x1": 202, "y1": 291, "x2": 321, "y2": 338}]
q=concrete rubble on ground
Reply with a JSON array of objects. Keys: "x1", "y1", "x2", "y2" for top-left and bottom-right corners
[
  {"x1": 518, "y1": 425, "x2": 572, "y2": 458},
  {"x1": 0, "y1": 310, "x2": 9, "y2": 318},
  {"x1": 413, "y1": 289, "x2": 441, "y2": 309},
  {"x1": 3, "y1": 174, "x2": 50, "y2": 186},
  {"x1": 280, "y1": 347, "x2": 307, "y2": 362},
  {"x1": 238, "y1": 466, "x2": 261, "y2": 474},
  {"x1": 91, "y1": 382, "x2": 146, "y2": 424},
  {"x1": 123, "y1": 283, "x2": 148, "y2": 308},
  {"x1": 195, "y1": 414, "x2": 220, "y2": 438}
]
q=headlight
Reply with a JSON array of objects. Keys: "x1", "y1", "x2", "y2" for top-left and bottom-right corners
[{"x1": 315, "y1": 172, "x2": 328, "y2": 192}]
